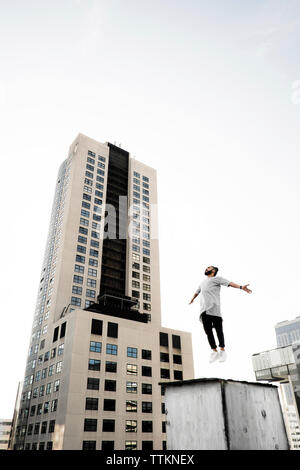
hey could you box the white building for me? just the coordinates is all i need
[12,134,194,450]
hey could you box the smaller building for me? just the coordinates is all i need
[275,317,300,347]
[0,420,12,450]
[252,343,300,449]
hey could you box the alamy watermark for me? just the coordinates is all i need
[95,197,159,241]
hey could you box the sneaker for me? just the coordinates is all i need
[209,351,219,363]
[218,350,227,362]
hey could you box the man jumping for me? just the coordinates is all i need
[189,266,252,363]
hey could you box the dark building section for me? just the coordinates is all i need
[99,143,129,298]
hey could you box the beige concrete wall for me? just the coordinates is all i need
[50,308,194,450]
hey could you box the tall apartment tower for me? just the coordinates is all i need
[13,134,194,450]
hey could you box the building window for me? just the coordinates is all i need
[142,383,152,395]
[142,366,152,377]
[160,369,170,379]
[73,275,83,284]
[174,370,183,381]
[160,352,169,363]
[106,344,118,355]
[142,441,153,450]
[53,327,59,343]
[51,399,58,412]
[125,441,137,450]
[103,399,116,411]
[126,420,137,433]
[107,322,118,338]
[75,264,85,273]
[132,290,140,298]
[105,361,117,373]
[132,280,140,288]
[72,285,82,295]
[104,380,116,392]
[88,359,101,371]
[102,420,115,432]
[90,341,102,353]
[84,419,97,432]
[142,349,152,360]
[78,235,87,244]
[86,289,96,298]
[91,319,103,335]
[173,354,182,364]
[89,258,98,267]
[75,255,85,264]
[127,347,138,358]
[172,335,181,349]
[142,421,153,433]
[127,364,138,375]
[82,201,91,210]
[53,380,60,392]
[126,382,137,394]
[82,441,96,450]
[79,226,88,235]
[34,423,40,435]
[88,268,97,277]
[87,279,96,288]
[60,322,66,338]
[142,402,153,413]
[85,398,99,411]
[126,400,137,412]
[71,296,81,307]
[102,441,114,451]
[81,209,90,218]
[87,378,100,390]
[160,332,169,347]
[80,217,89,226]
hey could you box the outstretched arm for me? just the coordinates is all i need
[229,282,252,293]
[189,293,199,304]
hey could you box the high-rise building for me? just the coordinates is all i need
[12,134,194,450]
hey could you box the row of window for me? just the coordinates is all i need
[19,399,58,420]
[88,356,182,374]
[22,442,53,451]
[82,440,166,451]
[83,418,164,434]
[20,441,166,451]
[86,377,180,393]
[84,397,165,414]
[26,419,55,436]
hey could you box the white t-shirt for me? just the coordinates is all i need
[195,276,230,320]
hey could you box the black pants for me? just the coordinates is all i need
[201,312,225,349]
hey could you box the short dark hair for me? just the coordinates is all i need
[213,266,219,276]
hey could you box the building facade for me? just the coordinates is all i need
[0,420,12,450]
[12,134,194,450]
[252,340,300,449]
[275,317,300,348]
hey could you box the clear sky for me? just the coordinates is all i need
[1,0,300,418]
